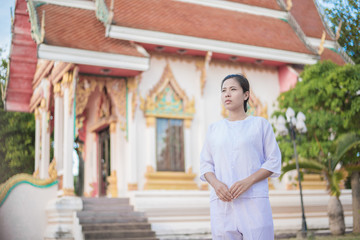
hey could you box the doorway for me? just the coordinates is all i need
[98,127,110,196]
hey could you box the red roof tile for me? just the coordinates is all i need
[36,4,144,57]
[111,0,313,54]
[5,0,37,112]
[227,0,282,10]
[291,0,333,40]
[321,48,346,65]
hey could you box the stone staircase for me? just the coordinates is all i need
[78,197,158,240]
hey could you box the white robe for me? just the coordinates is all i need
[200,116,281,239]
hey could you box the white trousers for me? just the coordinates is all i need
[210,197,274,240]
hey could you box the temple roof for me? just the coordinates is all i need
[5,0,37,112]
[290,0,334,40]
[36,4,144,57]
[321,48,347,65]
[111,0,313,55]
[226,0,283,10]
[5,0,352,112]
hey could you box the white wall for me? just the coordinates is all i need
[0,182,57,240]
[135,55,280,188]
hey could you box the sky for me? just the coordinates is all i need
[0,0,15,58]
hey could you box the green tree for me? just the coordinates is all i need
[320,0,360,64]
[0,49,35,183]
[274,61,360,235]
[334,132,360,233]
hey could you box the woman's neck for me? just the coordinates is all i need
[227,110,247,121]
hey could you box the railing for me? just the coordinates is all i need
[0,160,57,207]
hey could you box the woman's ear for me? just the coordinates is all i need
[245,91,250,101]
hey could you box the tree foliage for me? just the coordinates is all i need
[320,0,360,64]
[274,61,360,168]
[0,49,35,183]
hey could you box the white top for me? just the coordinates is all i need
[200,116,281,201]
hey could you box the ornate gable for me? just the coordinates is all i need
[141,64,195,120]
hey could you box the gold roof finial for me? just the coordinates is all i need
[286,0,293,11]
[318,31,326,55]
[335,20,343,41]
[40,10,45,43]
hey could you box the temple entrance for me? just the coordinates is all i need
[98,127,111,197]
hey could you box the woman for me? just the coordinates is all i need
[200,74,281,240]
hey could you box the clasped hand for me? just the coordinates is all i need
[214,178,252,202]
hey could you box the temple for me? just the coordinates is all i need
[1,0,354,239]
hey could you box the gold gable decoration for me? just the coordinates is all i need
[76,76,127,132]
[140,64,195,123]
[221,90,268,119]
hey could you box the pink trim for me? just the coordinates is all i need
[278,65,298,93]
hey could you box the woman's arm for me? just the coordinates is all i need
[205,172,233,202]
[229,168,272,199]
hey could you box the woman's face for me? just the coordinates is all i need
[221,78,249,112]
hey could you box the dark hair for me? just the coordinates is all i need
[221,74,250,112]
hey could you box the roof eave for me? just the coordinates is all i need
[38,44,150,71]
[108,26,319,65]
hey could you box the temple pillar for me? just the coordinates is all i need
[116,123,127,195]
[184,119,192,173]
[145,117,156,172]
[108,122,118,197]
[34,107,41,176]
[53,83,64,176]
[126,92,138,191]
[39,99,50,179]
[61,71,76,196]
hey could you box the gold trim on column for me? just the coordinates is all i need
[53,82,62,97]
[128,183,138,191]
[146,116,156,127]
[146,165,155,173]
[62,188,75,196]
[33,168,39,178]
[127,75,142,121]
[40,98,46,109]
[200,183,209,191]
[107,170,118,197]
[196,51,212,96]
[34,107,41,120]
[110,122,117,133]
[184,119,192,129]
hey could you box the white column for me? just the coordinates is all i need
[196,97,206,175]
[39,99,50,179]
[126,93,138,190]
[116,124,127,196]
[145,117,156,171]
[34,108,41,175]
[184,120,192,172]
[62,72,75,195]
[110,122,117,172]
[53,83,64,175]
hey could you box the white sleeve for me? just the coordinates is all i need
[261,119,282,178]
[200,126,215,182]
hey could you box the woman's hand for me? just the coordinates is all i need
[204,172,233,202]
[213,180,233,202]
[230,168,273,199]
[229,178,253,199]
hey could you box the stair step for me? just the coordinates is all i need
[94,238,158,240]
[78,210,143,218]
[79,216,149,224]
[82,197,130,205]
[79,197,156,239]
[84,229,156,239]
[81,222,152,231]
